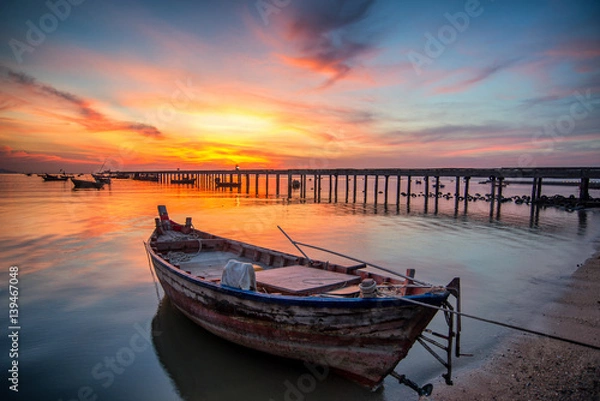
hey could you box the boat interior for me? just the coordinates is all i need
[150,228,437,298]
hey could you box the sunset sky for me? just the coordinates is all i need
[0,0,599,173]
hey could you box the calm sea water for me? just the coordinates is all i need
[1,174,599,401]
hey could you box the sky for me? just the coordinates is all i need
[0,0,599,173]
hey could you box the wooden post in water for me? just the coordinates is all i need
[345,175,350,203]
[396,175,401,206]
[317,174,322,202]
[276,174,280,197]
[580,177,590,201]
[287,173,292,199]
[363,175,368,204]
[384,175,389,205]
[496,177,504,219]
[530,177,538,203]
[374,175,379,205]
[434,176,440,214]
[489,176,497,218]
[334,173,339,203]
[255,174,259,195]
[424,176,429,212]
[454,176,460,212]
[353,174,357,203]
[536,177,543,200]
[265,173,269,196]
[463,176,470,212]
[302,174,307,199]
[497,177,504,201]
[407,175,412,205]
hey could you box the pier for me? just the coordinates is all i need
[123,167,599,213]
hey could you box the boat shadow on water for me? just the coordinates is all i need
[151,297,390,401]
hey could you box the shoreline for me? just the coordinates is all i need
[431,251,600,401]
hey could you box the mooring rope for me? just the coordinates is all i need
[143,241,162,303]
[400,295,600,351]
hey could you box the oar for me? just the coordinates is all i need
[277,226,431,286]
[277,226,312,263]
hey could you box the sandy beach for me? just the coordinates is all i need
[431,251,600,401]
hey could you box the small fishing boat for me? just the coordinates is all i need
[133,172,159,182]
[145,206,461,392]
[171,177,196,184]
[71,177,104,189]
[42,173,69,181]
[214,177,241,188]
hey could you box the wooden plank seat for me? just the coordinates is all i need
[255,265,362,295]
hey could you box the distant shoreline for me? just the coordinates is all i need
[431,250,600,401]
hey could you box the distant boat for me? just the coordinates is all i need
[145,205,459,390]
[214,177,241,188]
[171,177,196,184]
[133,173,159,182]
[42,174,69,181]
[71,177,104,189]
[92,173,111,184]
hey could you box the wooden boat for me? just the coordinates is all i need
[42,173,69,181]
[171,177,196,184]
[145,206,459,390]
[71,177,104,189]
[214,177,241,188]
[133,172,159,182]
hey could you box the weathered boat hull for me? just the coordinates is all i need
[146,243,447,389]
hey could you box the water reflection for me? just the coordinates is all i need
[152,298,391,401]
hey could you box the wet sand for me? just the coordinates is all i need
[431,251,600,401]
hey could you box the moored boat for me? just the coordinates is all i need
[214,177,241,188]
[171,177,196,184]
[42,173,69,181]
[133,172,159,182]
[145,205,460,390]
[71,177,104,189]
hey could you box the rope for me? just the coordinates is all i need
[143,241,162,303]
[400,295,600,351]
